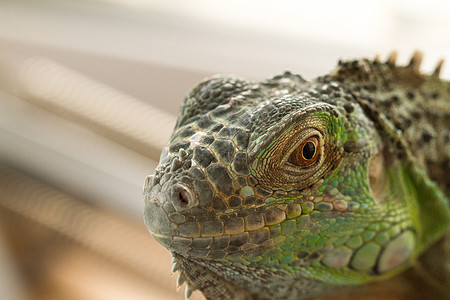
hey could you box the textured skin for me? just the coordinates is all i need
[144,53,450,300]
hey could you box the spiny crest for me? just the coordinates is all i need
[172,254,197,299]
[333,50,446,82]
[404,50,444,77]
[387,51,397,65]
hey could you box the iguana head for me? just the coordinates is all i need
[143,65,442,298]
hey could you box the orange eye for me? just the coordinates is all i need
[288,136,320,166]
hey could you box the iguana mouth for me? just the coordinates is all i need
[145,197,276,260]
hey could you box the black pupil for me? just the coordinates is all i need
[302,142,316,160]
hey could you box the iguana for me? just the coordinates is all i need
[144,52,450,300]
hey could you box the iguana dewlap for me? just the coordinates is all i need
[144,52,450,300]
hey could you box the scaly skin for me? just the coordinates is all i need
[144,52,450,299]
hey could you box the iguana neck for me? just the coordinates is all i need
[328,56,450,195]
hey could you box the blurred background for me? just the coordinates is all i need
[0,0,449,299]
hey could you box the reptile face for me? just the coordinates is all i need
[144,59,450,299]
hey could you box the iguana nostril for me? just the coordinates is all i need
[178,189,189,206]
[171,183,196,209]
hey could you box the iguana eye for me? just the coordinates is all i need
[288,136,320,166]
